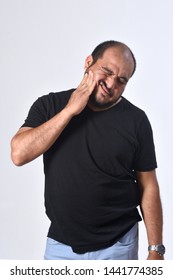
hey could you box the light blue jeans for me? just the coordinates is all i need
[44,223,138,260]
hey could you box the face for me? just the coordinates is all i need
[85,47,134,110]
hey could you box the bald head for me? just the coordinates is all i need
[91,40,136,77]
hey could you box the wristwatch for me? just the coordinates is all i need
[148,244,166,256]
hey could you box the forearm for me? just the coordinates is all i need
[140,184,163,245]
[11,107,73,166]
[137,170,164,260]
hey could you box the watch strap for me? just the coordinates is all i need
[148,244,165,256]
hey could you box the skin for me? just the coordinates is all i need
[11,46,164,260]
[85,46,134,111]
[137,170,164,260]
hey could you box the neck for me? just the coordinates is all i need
[87,97,122,112]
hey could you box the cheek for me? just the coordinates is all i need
[112,86,125,97]
[89,68,107,82]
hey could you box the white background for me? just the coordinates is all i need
[0,0,172,260]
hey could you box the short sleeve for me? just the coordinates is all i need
[21,90,73,128]
[134,113,157,171]
[21,96,49,128]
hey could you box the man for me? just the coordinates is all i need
[11,40,165,260]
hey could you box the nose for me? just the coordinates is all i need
[105,75,118,89]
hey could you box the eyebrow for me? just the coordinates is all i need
[102,66,114,75]
[101,66,128,83]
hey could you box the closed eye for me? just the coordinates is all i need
[100,65,128,85]
[118,77,127,85]
[101,67,113,76]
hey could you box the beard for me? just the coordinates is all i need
[89,91,115,109]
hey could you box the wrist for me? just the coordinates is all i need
[147,250,164,260]
[148,244,165,257]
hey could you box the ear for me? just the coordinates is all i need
[84,55,93,70]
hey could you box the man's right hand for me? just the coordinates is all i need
[65,70,96,116]
[11,71,96,166]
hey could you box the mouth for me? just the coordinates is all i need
[98,81,112,97]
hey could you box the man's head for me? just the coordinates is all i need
[90,40,136,77]
[84,40,136,110]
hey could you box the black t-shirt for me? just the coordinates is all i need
[22,89,157,253]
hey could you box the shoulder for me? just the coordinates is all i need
[120,97,149,123]
[33,88,75,112]
[37,88,74,105]
[121,97,145,116]
[26,88,75,121]
[119,97,153,134]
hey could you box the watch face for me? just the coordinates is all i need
[158,244,165,255]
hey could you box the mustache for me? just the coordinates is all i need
[98,80,113,96]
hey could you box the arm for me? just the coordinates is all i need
[136,170,164,260]
[11,71,96,166]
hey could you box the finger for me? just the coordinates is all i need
[78,72,89,87]
[78,71,96,93]
[86,71,96,93]
[92,71,100,84]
